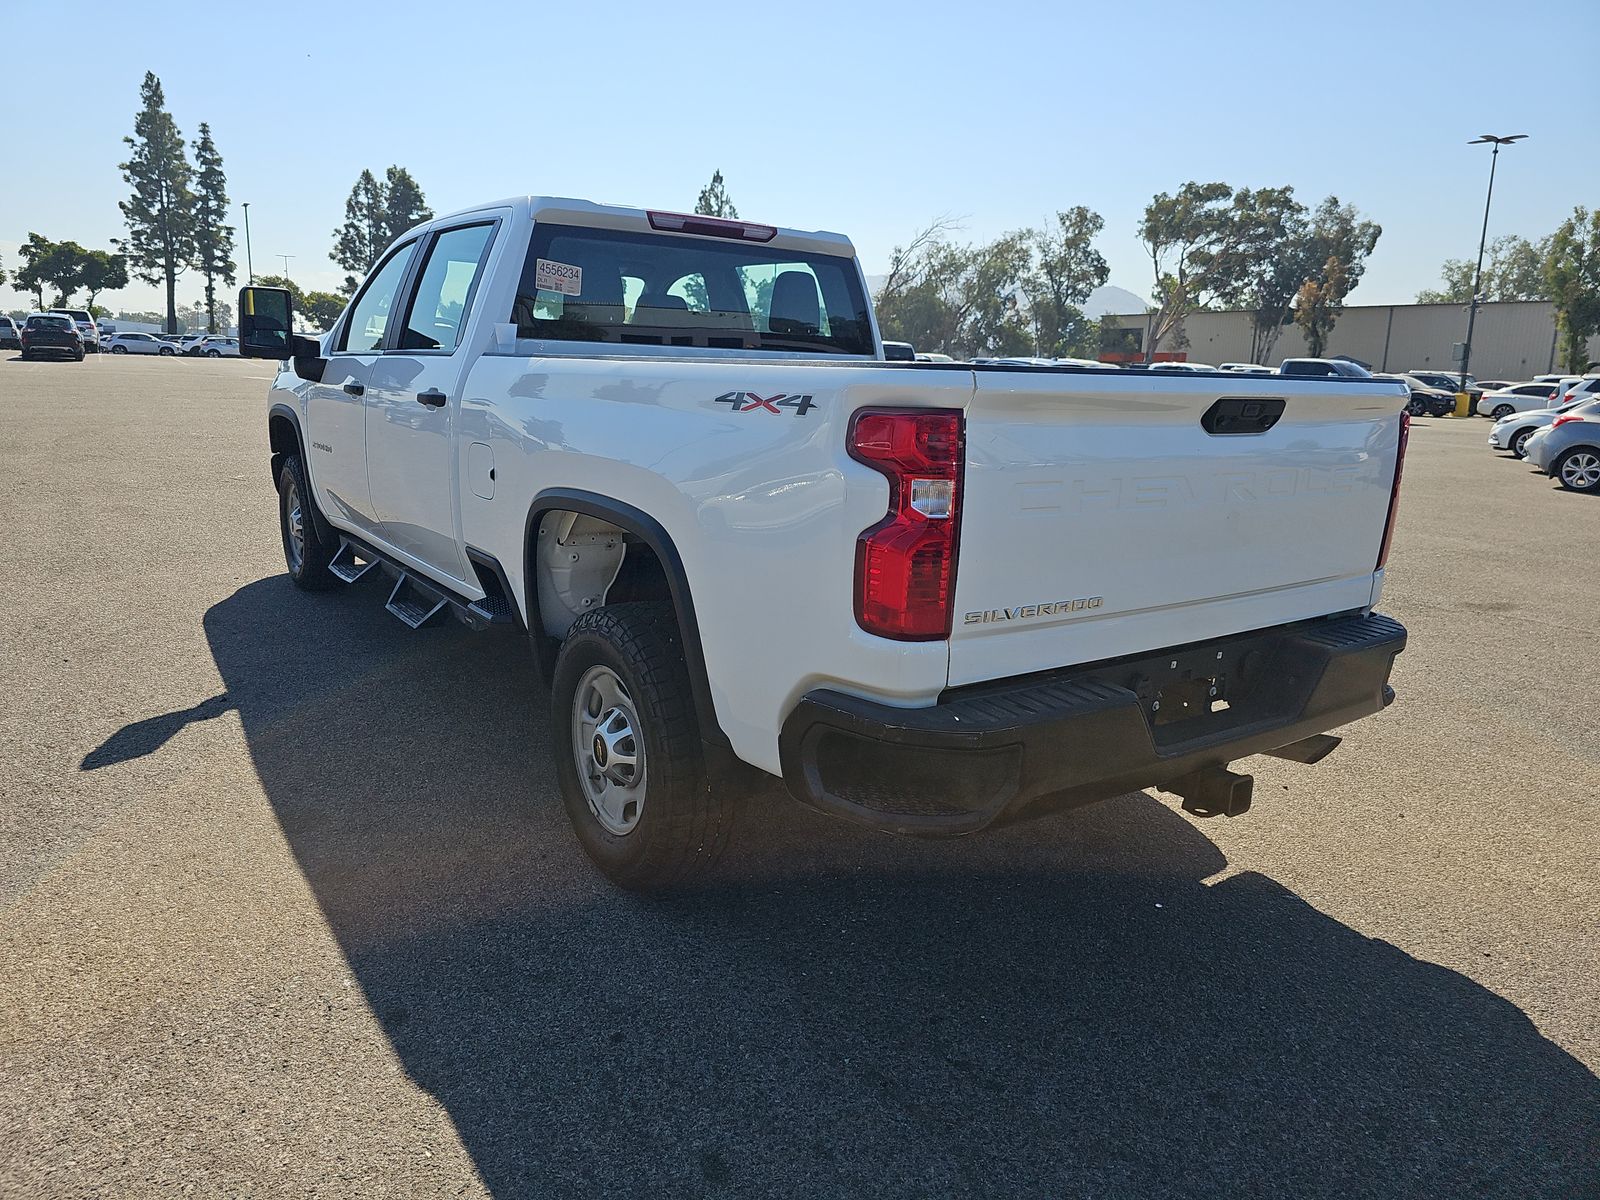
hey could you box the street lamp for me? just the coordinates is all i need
[1459,133,1527,396]
[242,202,253,284]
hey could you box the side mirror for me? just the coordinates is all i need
[238,286,294,358]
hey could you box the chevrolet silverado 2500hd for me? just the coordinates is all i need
[237,196,1409,889]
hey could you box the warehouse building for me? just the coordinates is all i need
[1103,300,1599,380]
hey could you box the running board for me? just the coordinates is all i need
[328,540,381,584]
[386,573,449,629]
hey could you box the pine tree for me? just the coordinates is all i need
[331,169,388,293]
[191,123,236,334]
[695,170,739,218]
[382,166,433,243]
[118,72,194,334]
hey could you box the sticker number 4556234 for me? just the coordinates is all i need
[713,391,816,416]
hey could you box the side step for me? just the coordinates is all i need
[328,540,381,584]
[386,573,449,629]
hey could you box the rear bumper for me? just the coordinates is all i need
[778,612,1406,836]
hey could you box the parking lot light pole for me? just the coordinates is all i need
[1460,134,1527,397]
[242,203,253,284]
[278,254,294,283]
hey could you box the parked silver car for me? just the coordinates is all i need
[1487,397,1600,458]
[1528,413,1600,492]
[106,332,178,356]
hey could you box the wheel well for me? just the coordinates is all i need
[268,411,300,484]
[522,497,730,756]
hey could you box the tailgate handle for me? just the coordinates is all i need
[1202,397,1285,436]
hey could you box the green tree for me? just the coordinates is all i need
[1417,234,1550,304]
[191,122,237,333]
[1027,207,1109,357]
[382,165,433,242]
[331,169,388,292]
[16,234,90,307]
[301,290,347,330]
[1545,207,1600,373]
[118,72,195,334]
[694,170,739,218]
[330,166,433,293]
[0,251,6,290]
[1138,182,1263,361]
[252,273,306,313]
[874,222,1034,359]
[79,250,129,314]
[1294,256,1350,357]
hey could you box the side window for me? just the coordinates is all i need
[398,224,495,352]
[338,242,416,353]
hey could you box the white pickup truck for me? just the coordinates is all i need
[238,196,1409,889]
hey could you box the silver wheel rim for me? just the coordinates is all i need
[1514,431,1532,456]
[571,664,645,835]
[1561,452,1600,489]
[284,480,305,572]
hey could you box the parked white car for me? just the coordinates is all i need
[1553,375,1600,407]
[1219,363,1274,374]
[106,332,178,356]
[1487,397,1600,458]
[183,334,241,357]
[1477,382,1563,420]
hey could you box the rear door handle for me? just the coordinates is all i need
[342,381,364,397]
[417,388,447,408]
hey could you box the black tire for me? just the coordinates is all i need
[551,601,734,890]
[111,344,127,354]
[206,349,221,357]
[74,349,85,361]
[1405,398,1425,417]
[276,454,338,589]
[1490,404,1515,420]
[1553,447,1600,493]
[1510,427,1537,459]
[159,346,174,356]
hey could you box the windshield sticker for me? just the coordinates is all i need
[535,258,583,296]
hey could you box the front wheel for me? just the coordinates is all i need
[1406,398,1426,417]
[111,344,127,354]
[276,454,338,588]
[1555,448,1600,492]
[1491,404,1515,420]
[159,346,174,356]
[1511,428,1536,459]
[551,602,735,890]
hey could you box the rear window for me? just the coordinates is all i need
[27,316,72,331]
[1281,360,1332,377]
[510,223,874,355]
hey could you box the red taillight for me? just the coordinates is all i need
[646,209,778,242]
[1377,411,1409,570]
[849,408,964,640]
[1552,414,1582,428]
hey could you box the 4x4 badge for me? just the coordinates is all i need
[713,391,815,416]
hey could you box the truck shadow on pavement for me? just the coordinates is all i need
[191,577,1599,1199]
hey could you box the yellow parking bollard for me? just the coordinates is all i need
[1455,391,1473,418]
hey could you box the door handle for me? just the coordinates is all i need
[417,388,447,408]
[342,381,364,397]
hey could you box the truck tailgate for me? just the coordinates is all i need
[949,371,1406,688]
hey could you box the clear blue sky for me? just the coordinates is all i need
[4,0,1594,315]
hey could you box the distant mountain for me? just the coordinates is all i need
[1083,285,1149,318]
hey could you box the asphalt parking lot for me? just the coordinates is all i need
[1,354,1597,1198]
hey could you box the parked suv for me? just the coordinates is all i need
[0,316,21,351]
[106,332,177,355]
[20,313,85,360]
[49,309,100,354]
[1279,358,1373,379]
[1406,370,1482,412]
[182,334,240,357]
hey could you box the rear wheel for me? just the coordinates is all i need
[1406,397,1426,417]
[276,454,337,588]
[159,346,174,356]
[1555,449,1600,492]
[551,602,734,890]
[206,348,221,358]
[111,344,127,354]
[1491,404,1515,420]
